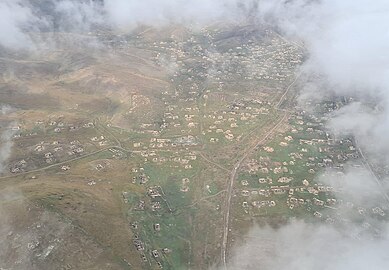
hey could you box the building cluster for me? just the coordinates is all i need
[123,185,173,268]
[149,28,303,85]
[237,108,380,221]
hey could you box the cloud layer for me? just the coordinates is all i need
[0,0,255,50]
[227,219,389,270]
[0,0,39,49]
[260,0,389,156]
[0,105,16,175]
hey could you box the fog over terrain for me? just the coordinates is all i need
[0,125,15,174]
[0,105,16,174]
[0,0,253,50]
[230,1,389,269]
[1,0,389,269]
[266,0,389,159]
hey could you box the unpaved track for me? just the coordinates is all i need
[220,73,299,269]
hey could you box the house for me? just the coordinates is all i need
[154,223,161,232]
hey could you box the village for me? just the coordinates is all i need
[231,101,388,239]
[2,25,388,270]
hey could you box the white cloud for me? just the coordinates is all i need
[227,220,389,270]
[0,0,36,49]
[103,0,246,30]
